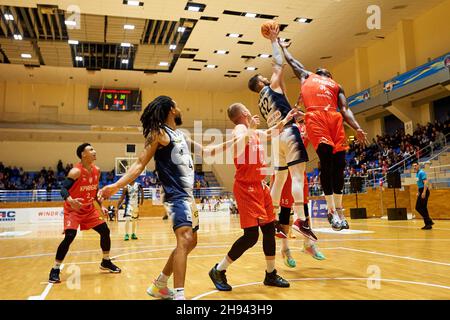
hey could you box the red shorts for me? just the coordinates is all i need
[234,181,275,229]
[279,173,309,208]
[64,208,104,231]
[305,110,348,153]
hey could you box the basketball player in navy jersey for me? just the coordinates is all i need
[248,26,317,248]
[99,96,198,300]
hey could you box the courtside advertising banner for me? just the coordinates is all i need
[0,207,63,224]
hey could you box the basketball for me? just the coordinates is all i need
[261,21,279,39]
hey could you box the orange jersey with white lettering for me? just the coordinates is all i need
[301,74,340,111]
[64,162,100,214]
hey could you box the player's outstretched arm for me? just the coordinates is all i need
[98,135,161,200]
[267,26,286,94]
[338,86,368,146]
[278,39,312,82]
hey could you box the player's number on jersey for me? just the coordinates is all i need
[260,97,271,120]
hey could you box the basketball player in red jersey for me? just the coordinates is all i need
[279,39,367,231]
[48,143,121,283]
[208,103,297,291]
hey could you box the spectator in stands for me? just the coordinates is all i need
[106,170,115,184]
[57,160,64,174]
[435,130,445,150]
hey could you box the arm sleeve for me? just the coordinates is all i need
[60,177,75,200]
[271,41,283,66]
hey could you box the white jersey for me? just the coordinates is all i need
[125,182,141,208]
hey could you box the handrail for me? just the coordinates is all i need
[429,164,450,169]
[0,187,227,203]
[387,132,450,173]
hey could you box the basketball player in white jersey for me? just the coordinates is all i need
[248,25,317,242]
[117,180,144,240]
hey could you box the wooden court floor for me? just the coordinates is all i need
[1,212,449,300]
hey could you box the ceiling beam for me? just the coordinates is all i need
[46,13,55,40]
[54,10,63,40]
[28,8,40,39]
[36,8,48,39]
[19,7,36,39]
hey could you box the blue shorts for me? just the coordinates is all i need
[164,198,199,232]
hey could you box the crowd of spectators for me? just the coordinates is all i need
[346,119,449,179]
[0,160,74,191]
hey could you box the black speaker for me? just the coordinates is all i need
[387,208,407,220]
[350,176,364,193]
[387,171,401,189]
[350,208,367,219]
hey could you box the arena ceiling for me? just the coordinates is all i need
[0,0,445,91]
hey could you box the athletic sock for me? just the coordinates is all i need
[266,259,275,273]
[325,195,336,212]
[292,203,305,220]
[174,288,185,300]
[54,262,61,269]
[334,194,343,210]
[281,238,289,252]
[103,253,110,260]
[156,272,169,287]
[217,256,232,271]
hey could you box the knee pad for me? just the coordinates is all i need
[64,229,77,243]
[261,222,276,256]
[228,227,259,261]
[279,206,291,225]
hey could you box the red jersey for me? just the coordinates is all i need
[64,162,100,214]
[301,74,340,112]
[234,131,266,183]
[297,122,309,148]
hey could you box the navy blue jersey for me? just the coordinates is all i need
[155,125,194,201]
[258,86,292,127]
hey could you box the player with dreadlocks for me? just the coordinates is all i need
[99,95,199,300]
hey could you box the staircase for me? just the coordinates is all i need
[402,146,450,188]
[203,171,221,188]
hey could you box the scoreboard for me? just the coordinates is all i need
[88,88,142,111]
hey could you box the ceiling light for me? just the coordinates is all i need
[13,34,23,40]
[159,62,169,66]
[177,27,186,32]
[122,59,129,64]
[245,13,257,18]
[214,50,228,55]
[21,53,32,59]
[206,64,217,69]
[245,67,257,71]
[75,56,83,61]
[169,44,177,50]
[123,24,135,30]
[125,1,142,6]
[68,39,79,45]
[258,54,271,58]
[295,17,313,23]
[187,6,201,12]
[64,20,76,26]
[4,14,14,21]
[121,42,132,47]
[226,33,242,38]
